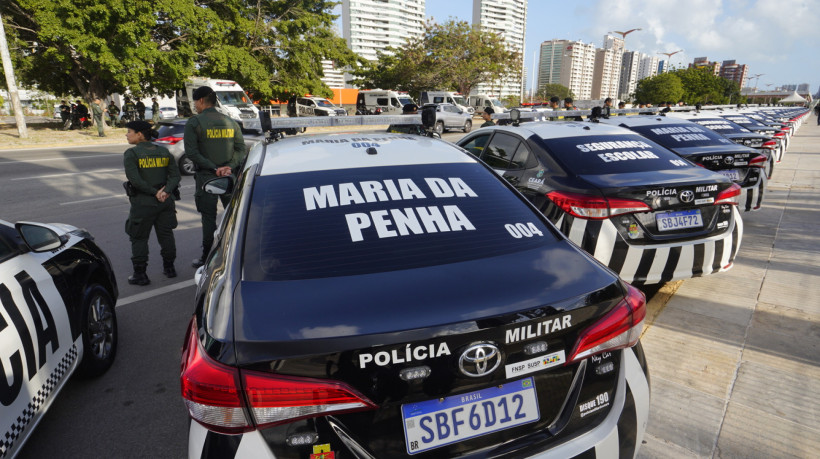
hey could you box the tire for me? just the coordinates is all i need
[463,119,472,133]
[434,121,444,135]
[78,284,118,378]
[179,156,197,176]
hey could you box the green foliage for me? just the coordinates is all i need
[1,1,360,101]
[351,19,520,98]
[535,84,574,102]
[500,95,519,108]
[633,73,684,105]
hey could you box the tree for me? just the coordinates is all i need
[672,67,725,104]
[1,1,360,101]
[352,19,520,98]
[633,73,684,105]
[535,84,574,102]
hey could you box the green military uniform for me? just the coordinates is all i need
[480,120,495,128]
[107,103,120,125]
[184,106,245,264]
[92,102,105,137]
[123,142,180,281]
[124,100,136,122]
[152,100,160,123]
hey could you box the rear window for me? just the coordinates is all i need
[243,163,559,281]
[689,118,751,134]
[538,134,690,175]
[627,123,734,148]
[156,123,184,137]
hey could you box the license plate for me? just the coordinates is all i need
[656,209,703,231]
[717,169,741,181]
[401,378,540,455]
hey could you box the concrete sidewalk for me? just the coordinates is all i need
[638,114,820,458]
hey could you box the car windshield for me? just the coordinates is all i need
[688,118,751,135]
[491,99,504,107]
[539,134,689,175]
[243,162,559,281]
[452,96,467,106]
[398,97,415,106]
[626,123,735,148]
[216,91,251,105]
[315,99,335,108]
[156,123,185,137]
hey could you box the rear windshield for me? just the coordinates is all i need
[722,115,765,128]
[627,123,734,148]
[538,134,689,175]
[688,118,751,134]
[156,123,184,137]
[243,163,559,281]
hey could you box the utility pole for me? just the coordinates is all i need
[0,12,28,138]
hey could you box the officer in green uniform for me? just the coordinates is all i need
[123,120,180,285]
[480,107,495,128]
[123,97,136,122]
[92,98,106,137]
[184,86,246,268]
[107,101,120,126]
[151,97,160,123]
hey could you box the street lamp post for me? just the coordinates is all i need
[750,73,764,92]
[657,50,684,71]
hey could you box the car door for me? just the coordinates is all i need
[0,224,76,456]
[480,133,539,191]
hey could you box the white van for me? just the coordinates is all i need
[467,94,507,114]
[356,90,416,115]
[176,77,262,133]
[419,91,474,114]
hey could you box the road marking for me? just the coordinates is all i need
[0,153,124,165]
[116,279,196,308]
[12,168,123,181]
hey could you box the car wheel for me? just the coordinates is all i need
[179,156,197,176]
[435,121,444,135]
[78,284,117,378]
[463,119,472,133]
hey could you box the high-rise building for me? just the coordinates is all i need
[658,60,668,74]
[535,39,596,100]
[719,60,748,89]
[690,57,720,75]
[472,0,528,99]
[342,0,426,62]
[638,54,660,80]
[592,35,624,100]
[619,51,641,100]
[320,60,346,88]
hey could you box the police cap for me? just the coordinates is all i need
[192,86,215,101]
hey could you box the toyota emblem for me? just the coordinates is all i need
[724,156,735,165]
[458,343,501,377]
[679,190,694,203]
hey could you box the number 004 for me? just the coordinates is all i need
[505,223,544,239]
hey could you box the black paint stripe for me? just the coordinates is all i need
[712,239,725,272]
[730,220,740,261]
[745,188,754,211]
[661,246,682,282]
[608,238,630,274]
[756,181,765,209]
[633,248,657,282]
[560,214,574,236]
[201,430,242,459]
[692,244,705,276]
[581,220,603,254]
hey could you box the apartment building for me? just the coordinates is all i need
[591,35,624,100]
[719,60,748,89]
[472,0,528,99]
[342,0,426,62]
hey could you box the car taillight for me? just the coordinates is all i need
[715,183,741,205]
[157,136,183,145]
[761,140,777,149]
[180,319,377,434]
[547,191,651,220]
[568,283,646,363]
[749,154,768,168]
[773,131,785,137]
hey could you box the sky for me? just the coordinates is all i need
[343,0,819,96]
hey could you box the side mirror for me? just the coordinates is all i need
[203,176,234,195]
[458,109,464,114]
[15,222,67,252]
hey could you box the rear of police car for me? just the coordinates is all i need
[181,134,650,458]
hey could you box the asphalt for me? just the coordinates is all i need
[638,113,820,458]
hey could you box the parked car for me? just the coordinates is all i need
[153,119,259,176]
[181,131,650,458]
[458,118,743,284]
[421,103,473,134]
[0,219,118,458]
[159,106,178,119]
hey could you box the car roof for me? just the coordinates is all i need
[598,114,698,128]
[480,120,639,140]
[257,134,475,176]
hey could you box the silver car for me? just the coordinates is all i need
[153,119,260,176]
[422,103,473,134]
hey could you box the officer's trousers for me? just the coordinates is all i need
[195,174,231,253]
[94,115,104,136]
[126,200,177,264]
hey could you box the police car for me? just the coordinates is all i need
[288,96,348,117]
[600,115,769,211]
[0,219,118,458]
[457,116,743,284]
[718,111,787,161]
[181,122,650,458]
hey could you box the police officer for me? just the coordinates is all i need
[151,97,160,123]
[563,97,583,121]
[480,107,495,127]
[107,101,120,126]
[617,101,626,115]
[184,86,246,268]
[123,120,180,285]
[548,96,562,120]
[123,97,136,122]
[136,99,146,120]
[92,98,106,137]
[59,100,70,128]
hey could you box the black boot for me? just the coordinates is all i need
[128,263,150,286]
[163,259,177,278]
[192,247,210,268]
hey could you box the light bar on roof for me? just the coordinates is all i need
[265,115,423,129]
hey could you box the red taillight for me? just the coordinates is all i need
[773,131,785,137]
[749,154,768,168]
[568,283,646,363]
[180,319,377,434]
[547,191,651,220]
[761,140,777,149]
[715,183,741,205]
[157,136,183,145]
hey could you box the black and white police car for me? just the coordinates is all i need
[718,111,786,161]
[181,121,650,458]
[599,115,769,211]
[288,96,348,117]
[457,115,743,285]
[0,219,118,458]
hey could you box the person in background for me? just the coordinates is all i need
[122,120,180,285]
[107,101,120,127]
[563,97,583,121]
[152,97,161,123]
[602,97,613,118]
[549,96,562,120]
[136,99,146,120]
[92,98,106,137]
[59,100,70,128]
[617,101,626,116]
[480,107,495,127]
